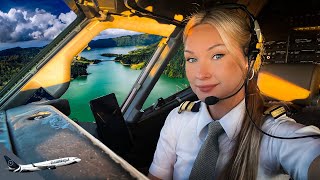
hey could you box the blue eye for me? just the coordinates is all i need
[186,58,197,63]
[212,54,224,60]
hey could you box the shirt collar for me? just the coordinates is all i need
[197,99,246,140]
[197,102,213,140]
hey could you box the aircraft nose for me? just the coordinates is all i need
[75,158,81,162]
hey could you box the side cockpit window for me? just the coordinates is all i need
[142,44,189,109]
[0,1,76,92]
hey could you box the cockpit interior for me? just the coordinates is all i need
[0,0,319,179]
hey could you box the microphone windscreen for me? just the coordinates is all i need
[205,96,220,105]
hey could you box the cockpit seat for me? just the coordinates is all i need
[258,63,320,127]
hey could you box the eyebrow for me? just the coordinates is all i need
[184,44,225,54]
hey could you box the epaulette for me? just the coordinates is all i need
[178,101,201,114]
[263,105,286,119]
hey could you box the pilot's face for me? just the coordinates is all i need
[184,24,247,102]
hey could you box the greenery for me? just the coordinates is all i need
[115,43,158,64]
[111,43,186,78]
[89,34,162,48]
[131,62,145,70]
[164,45,185,78]
[71,57,102,79]
[0,47,42,88]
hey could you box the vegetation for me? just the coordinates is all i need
[71,57,102,79]
[163,45,185,78]
[114,43,158,64]
[110,43,186,78]
[89,34,162,48]
[131,62,145,70]
[0,47,42,88]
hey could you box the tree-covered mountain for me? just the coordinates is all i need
[106,43,186,78]
[71,57,102,79]
[89,34,162,48]
[0,47,43,88]
[163,45,185,78]
[0,47,42,63]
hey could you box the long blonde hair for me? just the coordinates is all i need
[183,7,265,180]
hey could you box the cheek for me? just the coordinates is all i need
[224,64,245,86]
[185,65,198,94]
[227,57,244,72]
[185,64,193,80]
[215,61,243,83]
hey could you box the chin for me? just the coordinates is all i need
[194,90,216,102]
[196,94,209,102]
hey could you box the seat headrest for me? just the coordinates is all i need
[258,63,320,106]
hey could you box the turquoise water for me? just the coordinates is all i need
[61,46,189,122]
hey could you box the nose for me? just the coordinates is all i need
[196,60,211,79]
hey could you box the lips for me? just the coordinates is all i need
[196,84,217,92]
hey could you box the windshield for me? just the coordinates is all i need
[61,29,189,122]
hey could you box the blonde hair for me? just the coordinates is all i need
[183,7,265,180]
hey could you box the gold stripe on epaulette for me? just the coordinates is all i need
[264,105,286,119]
[178,101,193,114]
[187,102,194,111]
[178,101,189,113]
[181,101,190,110]
[270,107,286,118]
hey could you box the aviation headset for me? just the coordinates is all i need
[202,3,320,140]
[209,3,263,75]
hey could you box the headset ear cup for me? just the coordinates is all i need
[252,35,264,72]
[253,51,262,72]
[248,44,263,73]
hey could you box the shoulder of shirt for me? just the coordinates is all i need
[262,105,292,132]
[263,105,320,136]
[177,100,201,114]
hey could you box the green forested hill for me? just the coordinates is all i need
[0,47,43,88]
[112,43,158,64]
[164,45,185,78]
[0,47,42,63]
[89,34,162,48]
[109,43,186,78]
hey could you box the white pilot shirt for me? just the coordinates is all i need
[149,99,320,180]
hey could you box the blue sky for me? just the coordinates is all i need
[0,0,139,50]
[1,0,70,15]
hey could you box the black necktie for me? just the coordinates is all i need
[189,121,224,180]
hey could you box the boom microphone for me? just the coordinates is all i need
[205,82,245,105]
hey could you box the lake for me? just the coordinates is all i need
[61,46,189,122]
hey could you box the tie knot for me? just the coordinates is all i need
[208,121,224,137]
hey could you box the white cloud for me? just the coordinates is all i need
[94,28,142,40]
[0,8,77,43]
[0,8,142,49]
[59,11,76,24]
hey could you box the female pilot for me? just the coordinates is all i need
[148,5,320,180]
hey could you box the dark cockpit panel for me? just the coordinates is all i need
[258,0,320,64]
